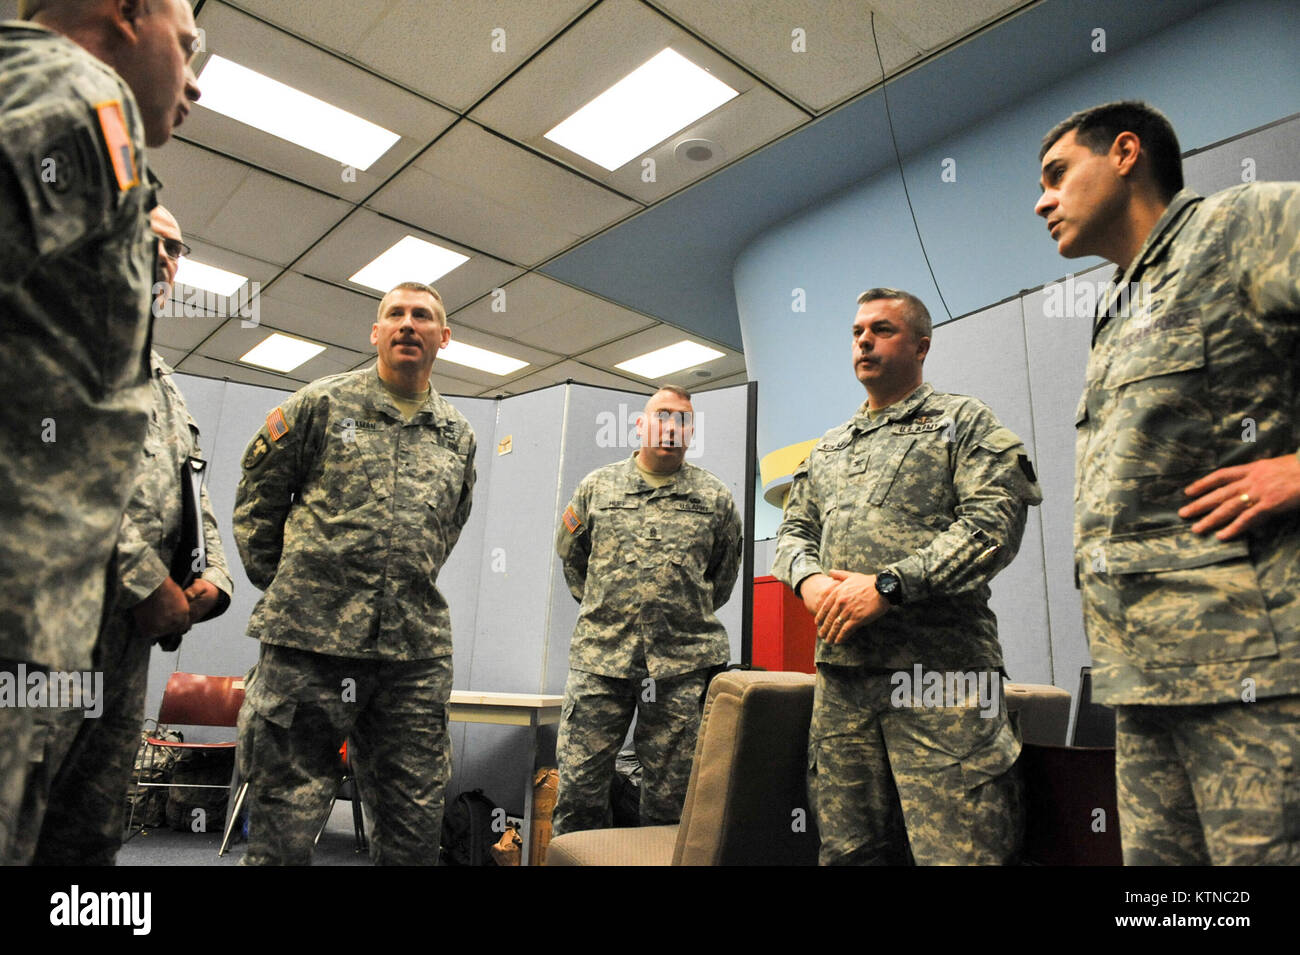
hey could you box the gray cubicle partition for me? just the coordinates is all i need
[149,373,753,819]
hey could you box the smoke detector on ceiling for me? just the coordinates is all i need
[674,138,723,164]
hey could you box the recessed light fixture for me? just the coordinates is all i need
[239,332,326,373]
[439,340,528,377]
[196,54,400,170]
[175,259,248,297]
[615,340,725,379]
[349,236,470,294]
[544,48,739,171]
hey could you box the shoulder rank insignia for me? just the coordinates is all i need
[244,434,270,470]
[93,101,138,192]
[266,407,289,441]
[562,505,583,535]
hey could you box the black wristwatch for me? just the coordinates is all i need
[875,570,904,606]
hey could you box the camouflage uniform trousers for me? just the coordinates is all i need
[553,665,711,835]
[238,643,453,866]
[810,665,1023,865]
[1115,696,1300,865]
[11,612,151,866]
[0,661,39,864]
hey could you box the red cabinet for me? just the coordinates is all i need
[751,575,816,674]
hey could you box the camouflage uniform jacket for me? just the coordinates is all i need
[234,366,477,660]
[1076,184,1300,705]
[0,22,156,670]
[112,351,233,618]
[773,383,1042,670]
[557,454,742,680]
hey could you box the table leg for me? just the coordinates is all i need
[521,710,538,866]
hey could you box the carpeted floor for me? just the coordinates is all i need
[117,800,372,866]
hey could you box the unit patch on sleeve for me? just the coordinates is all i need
[244,434,270,470]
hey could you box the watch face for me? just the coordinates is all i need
[877,573,901,603]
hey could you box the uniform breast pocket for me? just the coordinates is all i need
[321,431,382,513]
[663,501,714,570]
[1103,317,1214,480]
[881,435,955,525]
[417,441,468,513]
[591,497,642,563]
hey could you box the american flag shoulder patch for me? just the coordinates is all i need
[266,407,289,441]
[562,505,582,534]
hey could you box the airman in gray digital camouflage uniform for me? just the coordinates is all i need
[554,386,742,834]
[0,0,199,864]
[20,206,233,867]
[234,281,476,865]
[1036,100,1300,864]
[774,288,1042,865]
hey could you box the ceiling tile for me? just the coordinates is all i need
[695,371,749,391]
[236,0,594,111]
[470,0,804,200]
[152,141,351,265]
[189,3,457,202]
[257,272,381,352]
[200,321,366,382]
[439,323,564,387]
[576,324,746,384]
[868,0,1026,54]
[175,354,304,391]
[368,121,640,266]
[151,305,227,351]
[292,208,524,312]
[650,0,923,112]
[452,273,656,352]
[503,359,653,394]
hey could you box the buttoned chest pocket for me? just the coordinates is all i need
[590,496,643,568]
[405,432,469,514]
[884,433,958,524]
[658,499,715,571]
[1100,315,1214,480]
[319,427,385,514]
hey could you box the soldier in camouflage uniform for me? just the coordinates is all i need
[0,0,199,864]
[554,386,742,834]
[18,206,234,866]
[1036,101,1300,864]
[234,281,476,865]
[774,288,1042,865]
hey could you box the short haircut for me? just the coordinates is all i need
[377,281,444,323]
[856,287,932,341]
[1040,100,1184,201]
[650,384,692,404]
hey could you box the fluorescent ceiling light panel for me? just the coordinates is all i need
[439,340,528,377]
[544,48,739,170]
[239,332,326,373]
[615,340,725,378]
[175,259,248,297]
[196,54,400,169]
[349,236,470,293]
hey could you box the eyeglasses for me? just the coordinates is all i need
[157,237,192,261]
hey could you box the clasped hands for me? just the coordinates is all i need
[131,577,220,642]
[799,570,892,645]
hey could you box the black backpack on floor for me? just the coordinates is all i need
[440,789,499,866]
